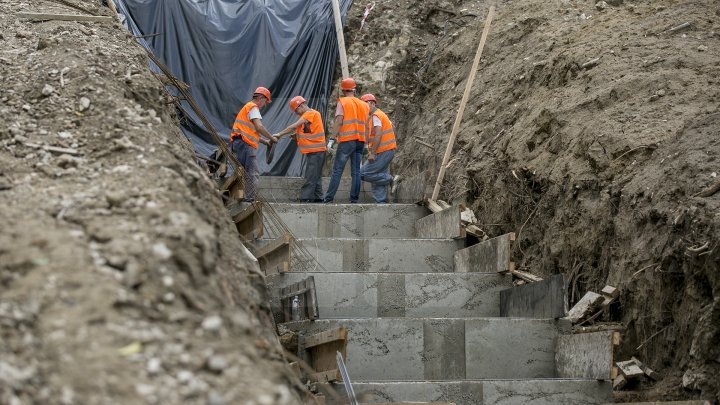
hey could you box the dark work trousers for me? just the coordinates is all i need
[324,140,364,203]
[300,151,325,202]
[360,148,395,203]
[231,140,258,202]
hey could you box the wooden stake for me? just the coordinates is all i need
[432,5,494,200]
[330,0,350,79]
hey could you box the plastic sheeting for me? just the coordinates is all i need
[114,0,352,176]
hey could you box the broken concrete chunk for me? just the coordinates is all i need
[567,291,604,323]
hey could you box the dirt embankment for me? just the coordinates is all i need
[345,0,720,400]
[0,2,301,404]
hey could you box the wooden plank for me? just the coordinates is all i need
[232,202,263,240]
[616,360,644,379]
[631,357,660,381]
[306,277,319,320]
[309,368,340,383]
[511,269,543,283]
[305,327,347,349]
[330,0,349,78]
[16,12,114,23]
[252,233,293,275]
[567,291,605,323]
[426,199,444,213]
[613,331,621,346]
[613,374,627,390]
[572,323,624,334]
[432,5,495,200]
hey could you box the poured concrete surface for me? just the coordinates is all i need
[257,176,377,203]
[455,233,514,273]
[286,318,559,380]
[268,203,430,238]
[323,380,612,405]
[267,272,512,319]
[295,238,463,273]
[415,205,464,239]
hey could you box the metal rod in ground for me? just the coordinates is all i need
[337,351,358,405]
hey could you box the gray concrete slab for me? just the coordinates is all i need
[267,203,430,238]
[482,379,613,405]
[284,318,560,381]
[465,318,557,379]
[455,233,514,273]
[415,205,464,239]
[267,272,511,320]
[555,331,613,379]
[499,274,568,318]
[295,238,463,273]
[322,380,611,405]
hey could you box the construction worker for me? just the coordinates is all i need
[273,96,326,202]
[359,94,398,203]
[229,87,278,202]
[323,77,370,203]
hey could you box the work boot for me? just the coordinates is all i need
[390,175,402,194]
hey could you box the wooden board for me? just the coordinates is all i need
[280,276,319,322]
[232,202,263,241]
[304,327,348,383]
[17,12,113,23]
[567,291,605,323]
[251,233,293,275]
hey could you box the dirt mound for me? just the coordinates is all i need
[0,2,301,404]
[345,0,720,400]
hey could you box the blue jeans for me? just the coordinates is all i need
[324,140,363,203]
[360,149,395,203]
[231,140,258,201]
[301,151,325,202]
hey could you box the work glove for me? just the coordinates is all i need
[326,139,336,156]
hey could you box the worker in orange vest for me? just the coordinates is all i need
[273,96,327,202]
[323,77,370,203]
[359,94,399,203]
[229,87,278,202]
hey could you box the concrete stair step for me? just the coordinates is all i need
[268,272,512,320]
[266,203,430,238]
[294,238,463,273]
[284,318,560,381]
[319,379,612,405]
[257,176,379,203]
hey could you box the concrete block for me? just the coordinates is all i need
[555,331,613,379]
[482,380,613,405]
[268,203,429,238]
[390,172,429,204]
[499,274,568,318]
[415,205,465,239]
[324,380,611,405]
[296,238,463,273]
[454,233,514,273]
[283,318,559,381]
[465,318,557,379]
[267,272,511,320]
[257,176,378,203]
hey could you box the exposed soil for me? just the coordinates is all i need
[343,0,720,401]
[0,1,302,404]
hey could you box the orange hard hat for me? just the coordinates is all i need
[289,96,306,111]
[340,77,357,91]
[360,93,376,103]
[253,86,271,102]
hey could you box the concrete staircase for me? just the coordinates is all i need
[256,176,613,404]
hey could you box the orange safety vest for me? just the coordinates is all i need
[230,101,260,149]
[337,97,369,143]
[369,108,397,154]
[296,109,326,154]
